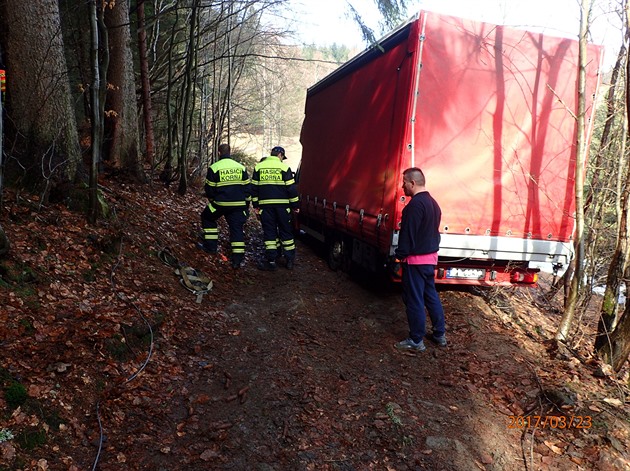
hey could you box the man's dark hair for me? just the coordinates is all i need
[218,143,230,157]
[403,167,425,186]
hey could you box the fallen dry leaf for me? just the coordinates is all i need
[544,440,563,455]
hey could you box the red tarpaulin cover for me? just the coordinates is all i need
[299,11,602,256]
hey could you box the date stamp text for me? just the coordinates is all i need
[508,415,592,429]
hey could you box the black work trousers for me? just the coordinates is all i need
[200,204,247,264]
[259,206,295,262]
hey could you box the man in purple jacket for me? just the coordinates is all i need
[394,167,447,352]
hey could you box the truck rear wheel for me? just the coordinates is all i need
[327,238,344,271]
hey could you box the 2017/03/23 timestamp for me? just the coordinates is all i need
[508,415,592,429]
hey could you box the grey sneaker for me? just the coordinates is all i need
[426,333,447,347]
[394,338,426,352]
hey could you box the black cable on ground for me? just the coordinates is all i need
[91,234,155,470]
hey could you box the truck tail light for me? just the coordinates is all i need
[510,270,539,284]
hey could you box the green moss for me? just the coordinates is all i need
[82,268,97,282]
[601,291,617,316]
[15,286,40,310]
[16,427,47,450]
[0,261,38,284]
[106,334,131,361]
[0,428,14,442]
[18,318,35,335]
[5,381,28,409]
[0,260,41,308]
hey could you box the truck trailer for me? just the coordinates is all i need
[297,10,603,286]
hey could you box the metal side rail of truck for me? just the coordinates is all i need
[297,10,603,287]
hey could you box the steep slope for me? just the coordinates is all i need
[0,177,628,470]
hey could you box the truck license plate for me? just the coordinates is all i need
[446,268,485,280]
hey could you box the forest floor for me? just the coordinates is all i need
[0,174,630,471]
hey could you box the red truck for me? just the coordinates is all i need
[297,10,603,286]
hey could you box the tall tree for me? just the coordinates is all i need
[137,0,156,171]
[0,57,4,209]
[104,0,146,182]
[594,40,629,351]
[556,0,594,341]
[177,0,200,195]
[88,0,102,224]
[595,0,630,371]
[349,0,408,44]
[0,0,82,199]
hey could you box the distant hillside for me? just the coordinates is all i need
[232,43,360,167]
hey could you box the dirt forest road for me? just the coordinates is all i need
[114,236,534,471]
[3,186,625,471]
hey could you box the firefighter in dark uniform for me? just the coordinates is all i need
[199,143,251,269]
[252,146,299,271]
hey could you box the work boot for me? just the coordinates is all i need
[257,260,277,271]
[196,242,217,255]
[285,259,294,270]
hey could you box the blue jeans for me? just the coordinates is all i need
[402,264,445,343]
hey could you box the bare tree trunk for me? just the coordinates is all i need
[160,4,179,185]
[556,0,592,341]
[137,0,156,172]
[0,223,9,256]
[586,45,626,210]
[0,63,3,210]
[597,0,630,370]
[104,0,145,182]
[600,296,630,371]
[88,0,101,224]
[177,1,199,195]
[594,43,629,350]
[596,120,629,350]
[97,6,108,171]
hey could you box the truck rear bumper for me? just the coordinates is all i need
[438,233,573,267]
